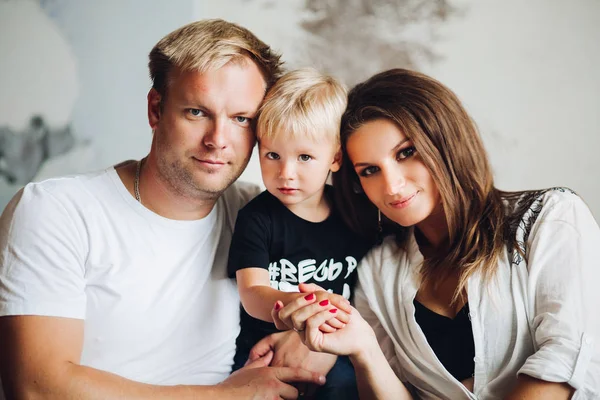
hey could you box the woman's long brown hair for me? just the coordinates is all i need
[333,68,543,302]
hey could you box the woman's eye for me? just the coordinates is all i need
[188,109,204,117]
[299,154,312,162]
[359,166,379,177]
[235,116,250,124]
[397,146,416,160]
[266,152,280,160]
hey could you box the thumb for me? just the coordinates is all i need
[244,350,273,369]
[246,334,275,365]
[299,282,325,293]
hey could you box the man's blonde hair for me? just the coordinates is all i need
[149,19,283,99]
[257,68,347,146]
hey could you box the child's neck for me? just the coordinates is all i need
[284,189,331,223]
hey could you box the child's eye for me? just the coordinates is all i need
[359,166,379,177]
[298,154,312,162]
[397,146,416,160]
[266,152,280,160]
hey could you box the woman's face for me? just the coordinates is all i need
[347,118,443,230]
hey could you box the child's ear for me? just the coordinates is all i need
[330,149,342,172]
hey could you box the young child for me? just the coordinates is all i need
[227,68,373,399]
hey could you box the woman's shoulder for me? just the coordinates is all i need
[359,235,419,279]
[503,187,597,255]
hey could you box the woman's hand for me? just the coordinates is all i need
[272,287,378,358]
[272,283,353,333]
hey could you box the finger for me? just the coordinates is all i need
[289,299,334,332]
[278,293,318,329]
[332,309,350,324]
[319,323,337,333]
[325,317,345,329]
[275,367,327,386]
[328,294,352,314]
[244,350,273,369]
[271,301,288,330]
[299,282,326,293]
[278,382,299,400]
[247,331,276,365]
[305,309,341,351]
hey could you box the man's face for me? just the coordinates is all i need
[148,60,266,199]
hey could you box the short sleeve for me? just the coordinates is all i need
[517,193,600,393]
[227,208,271,278]
[0,184,87,318]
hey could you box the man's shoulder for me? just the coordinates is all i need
[221,181,262,209]
[7,168,113,213]
[219,181,262,231]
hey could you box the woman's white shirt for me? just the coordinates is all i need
[355,189,600,399]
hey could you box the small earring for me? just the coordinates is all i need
[376,209,383,245]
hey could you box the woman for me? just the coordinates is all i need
[271,69,600,399]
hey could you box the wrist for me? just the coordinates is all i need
[349,330,380,368]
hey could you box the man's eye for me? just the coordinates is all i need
[266,152,279,160]
[298,154,312,162]
[359,166,379,177]
[397,146,416,160]
[188,109,204,117]
[235,116,250,124]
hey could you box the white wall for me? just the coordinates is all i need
[194,0,600,218]
[0,0,194,209]
[1,1,598,218]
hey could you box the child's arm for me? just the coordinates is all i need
[237,268,351,331]
[236,268,305,322]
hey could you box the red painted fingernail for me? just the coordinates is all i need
[319,299,329,306]
[304,293,315,301]
[274,302,281,311]
[329,308,338,313]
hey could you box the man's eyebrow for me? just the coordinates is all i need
[353,138,411,168]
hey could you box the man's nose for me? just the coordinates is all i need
[203,119,228,149]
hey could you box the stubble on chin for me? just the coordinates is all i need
[157,156,248,201]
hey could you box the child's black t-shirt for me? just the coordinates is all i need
[227,186,372,349]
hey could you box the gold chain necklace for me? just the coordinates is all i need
[134,158,144,203]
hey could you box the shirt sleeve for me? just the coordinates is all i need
[227,208,271,278]
[0,184,87,319]
[354,249,406,382]
[517,193,600,393]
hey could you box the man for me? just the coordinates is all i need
[0,19,326,399]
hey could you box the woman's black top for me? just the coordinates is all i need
[413,299,475,382]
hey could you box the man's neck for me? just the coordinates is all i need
[116,157,218,221]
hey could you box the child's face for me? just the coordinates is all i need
[258,134,340,215]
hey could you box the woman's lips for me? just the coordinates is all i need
[389,192,417,208]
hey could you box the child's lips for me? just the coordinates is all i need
[278,187,298,194]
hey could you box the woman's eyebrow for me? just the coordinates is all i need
[353,138,411,168]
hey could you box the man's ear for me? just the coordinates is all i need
[147,88,162,130]
[330,148,342,172]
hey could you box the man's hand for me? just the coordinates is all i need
[219,351,326,399]
[248,331,337,374]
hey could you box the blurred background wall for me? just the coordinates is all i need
[1,0,599,217]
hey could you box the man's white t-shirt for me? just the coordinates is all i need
[0,167,259,387]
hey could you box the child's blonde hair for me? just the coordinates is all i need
[256,68,347,146]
